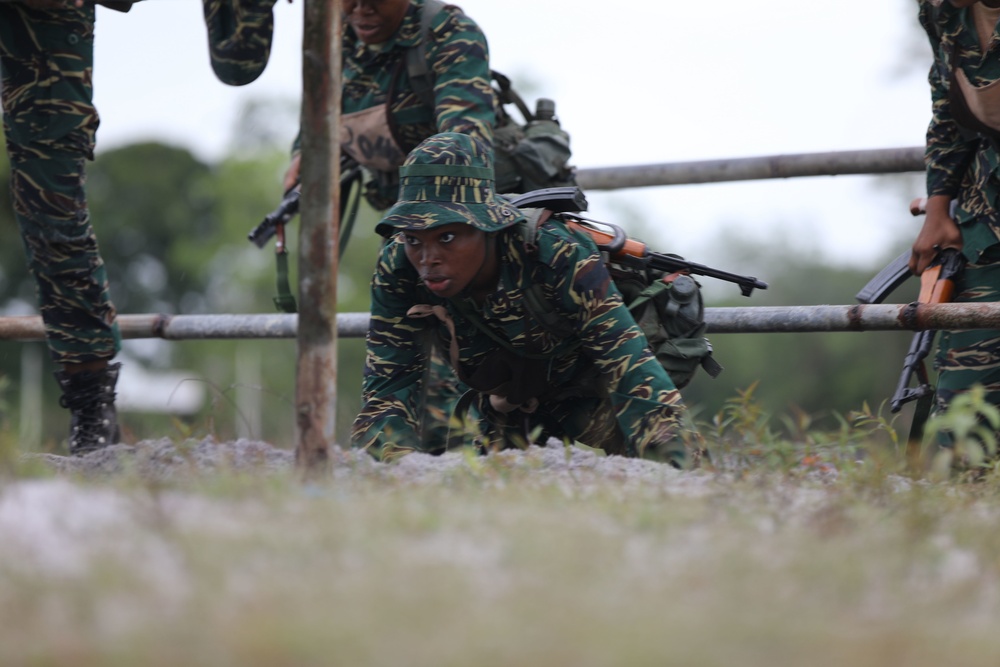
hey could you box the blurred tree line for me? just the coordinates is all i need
[0,97,926,451]
[0,98,384,450]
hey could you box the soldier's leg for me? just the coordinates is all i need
[540,386,691,467]
[531,393,628,456]
[421,344,465,452]
[933,249,1000,461]
[1,3,122,454]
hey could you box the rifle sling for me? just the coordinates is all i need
[406,0,446,109]
[451,297,558,361]
[271,167,364,313]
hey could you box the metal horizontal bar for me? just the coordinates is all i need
[3,303,1000,342]
[703,303,1000,333]
[575,146,925,190]
[0,313,364,342]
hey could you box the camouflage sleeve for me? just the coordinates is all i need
[919,0,976,198]
[350,240,428,461]
[426,7,495,145]
[545,228,686,461]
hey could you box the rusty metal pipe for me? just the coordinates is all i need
[575,146,925,191]
[702,303,1000,333]
[5,304,1000,342]
[0,313,365,341]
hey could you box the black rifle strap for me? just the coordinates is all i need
[406,0,446,110]
[516,209,581,340]
[491,70,534,123]
[272,165,364,313]
[451,297,557,361]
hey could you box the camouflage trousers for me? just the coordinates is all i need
[0,3,120,365]
[934,245,1000,428]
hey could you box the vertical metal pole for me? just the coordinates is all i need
[295,0,342,472]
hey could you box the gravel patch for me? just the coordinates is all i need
[22,436,724,495]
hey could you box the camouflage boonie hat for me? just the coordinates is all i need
[376,132,526,238]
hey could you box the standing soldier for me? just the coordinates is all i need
[912,0,1000,462]
[0,0,134,455]
[280,0,497,210]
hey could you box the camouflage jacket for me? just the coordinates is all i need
[919,0,1000,260]
[295,0,496,203]
[351,220,687,463]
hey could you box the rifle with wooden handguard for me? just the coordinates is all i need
[889,247,966,415]
[509,187,768,297]
[856,198,966,462]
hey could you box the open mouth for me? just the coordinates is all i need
[353,22,382,40]
[421,275,451,292]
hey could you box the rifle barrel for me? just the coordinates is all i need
[647,254,768,297]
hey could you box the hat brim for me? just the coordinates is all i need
[376,196,525,238]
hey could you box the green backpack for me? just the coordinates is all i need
[514,204,721,391]
[446,188,722,391]
[406,0,578,194]
[608,261,720,390]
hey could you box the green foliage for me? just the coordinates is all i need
[673,233,917,434]
[924,384,1000,479]
[848,400,905,457]
[703,383,851,474]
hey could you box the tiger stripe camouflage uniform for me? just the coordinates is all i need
[202,0,278,86]
[292,0,496,208]
[919,1,1000,418]
[352,133,691,468]
[0,2,121,366]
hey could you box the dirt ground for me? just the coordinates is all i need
[24,436,723,493]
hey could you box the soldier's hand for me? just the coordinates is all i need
[909,194,962,275]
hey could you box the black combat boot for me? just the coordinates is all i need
[54,362,122,456]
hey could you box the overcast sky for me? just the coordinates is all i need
[90,0,930,276]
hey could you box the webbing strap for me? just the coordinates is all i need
[273,247,297,313]
[405,0,446,109]
[271,166,363,313]
[523,284,577,340]
[516,210,580,341]
[452,298,557,360]
[627,278,671,314]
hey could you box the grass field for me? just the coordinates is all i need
[3,394,1000,666]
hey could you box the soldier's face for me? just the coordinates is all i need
[401,223,495,299]
[343,0,411,44]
